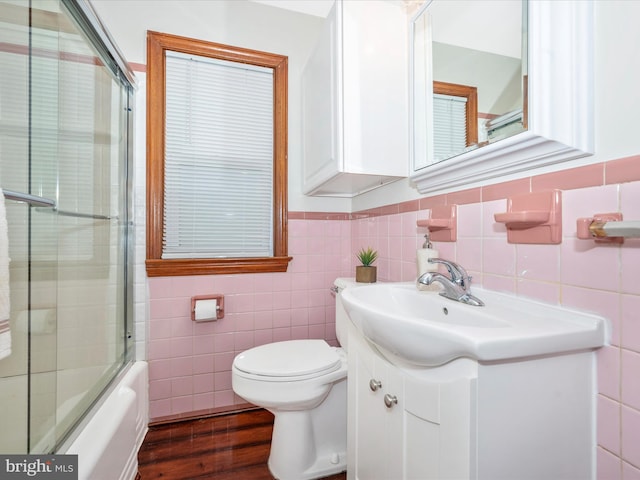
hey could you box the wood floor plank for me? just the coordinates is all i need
[139,424,273,464]
[138,409,347,480]
[142,410,274,447]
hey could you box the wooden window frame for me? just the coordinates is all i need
[433,80,478,147]
[145,31,291,277]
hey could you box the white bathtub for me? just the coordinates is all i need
[65,361,148,480]
[0,363,148,457]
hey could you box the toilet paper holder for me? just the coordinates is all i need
[191,294,225,321]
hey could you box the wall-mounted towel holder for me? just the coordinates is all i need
[191,294,224,322]
[494,190,562,244]
[576,213,640,243]
[417,204,457,242]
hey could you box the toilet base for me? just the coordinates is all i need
[269,450,346,480]
[267,378,347,480]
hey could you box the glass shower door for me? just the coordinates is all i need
[0,0,133,454]
[0,0,31,455]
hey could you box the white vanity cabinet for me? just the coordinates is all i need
[348,328,473,480]
[347,323,598,480]
[301,0,408,197]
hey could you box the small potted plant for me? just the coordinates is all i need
[355,247,378,283]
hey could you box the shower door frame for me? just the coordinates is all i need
[0,0,136,454]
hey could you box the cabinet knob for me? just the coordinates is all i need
[369,379,382,392]
[384,394,398,408]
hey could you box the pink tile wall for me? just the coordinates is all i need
[147,217,352,421]
[147,154,640,478]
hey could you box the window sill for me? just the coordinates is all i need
[145,256,292,277]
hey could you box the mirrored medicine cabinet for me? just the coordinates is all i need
[410,0,594,194]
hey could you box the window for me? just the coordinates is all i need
[433,93,467,162]
[432,81,478,162]
[146,31,291,276]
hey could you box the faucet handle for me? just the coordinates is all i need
[428,258,471,290]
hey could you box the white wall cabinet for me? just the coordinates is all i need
[409,1,594,194]
[301,0,408,197]
[347,321,597,479]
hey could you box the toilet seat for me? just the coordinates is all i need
[233,339,342,381]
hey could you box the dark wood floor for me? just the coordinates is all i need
[138,409,347,480]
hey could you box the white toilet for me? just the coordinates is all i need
[232,278,356,480]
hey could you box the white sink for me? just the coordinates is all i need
[341,283,608,366]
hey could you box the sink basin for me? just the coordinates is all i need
[341,283,608,366]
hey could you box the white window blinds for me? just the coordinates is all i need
[163,51,274,259]
[433,93,467,162]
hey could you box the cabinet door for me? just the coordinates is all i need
[375,355,404,479]
[351,338,404,480]
[403,376,441,479]
[301,1,341,193]
[342,0,408,177]
[352,341,387,479]
[403,375,474,480]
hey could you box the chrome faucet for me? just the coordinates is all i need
[417,258,484,306]
[428,258,472,291]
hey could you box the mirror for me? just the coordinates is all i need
[414,0,527,167]
[410,0,594,195]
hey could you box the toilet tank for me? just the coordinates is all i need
[333,278,360,351]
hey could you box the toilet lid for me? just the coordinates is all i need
[234,339,341,378]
